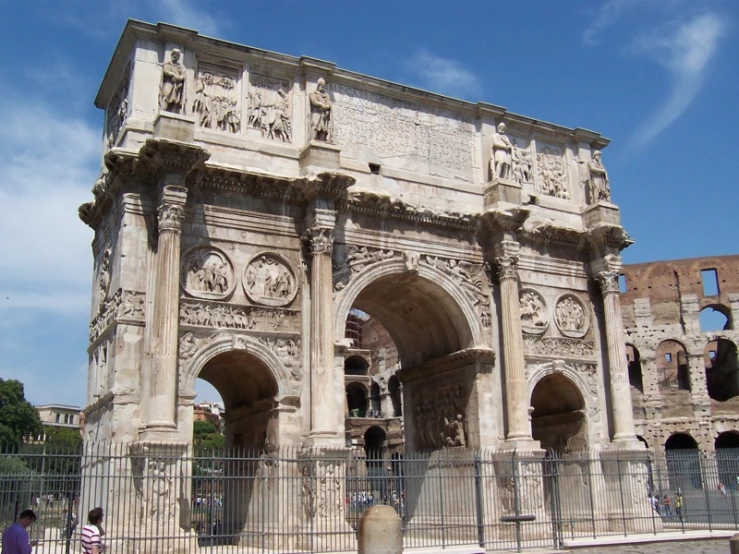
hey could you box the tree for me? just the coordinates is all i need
[0,379,42,449]
[193,420,224,452]
[44,426,83,451]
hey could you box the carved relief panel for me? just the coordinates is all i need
[519,288,548,335]
[247,73,292,142]
[180,246,236,300]
[192,63,241,133]
[510,136,534,186]
[243,252,298,307]
[106,65,130,149]
[535,143,569,200]
[554,293,589,338]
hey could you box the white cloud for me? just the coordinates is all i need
[0,91,98,315]
[582,0,630,45]
[628,13,727,148]
[157,0,222,36]
[406,49,481,100]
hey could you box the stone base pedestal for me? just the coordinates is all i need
[154,113,195,142]
[583,201,621,228]
[484,178,522,207]
[300,140,342,171]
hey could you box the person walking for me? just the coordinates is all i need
[2,510,38,554]
[80,508,105,554]
[663,494,672,517]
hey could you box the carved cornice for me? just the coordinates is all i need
[587,224,634,254]
[139,138,211,175]
[397,348,496,383]
[338,189,482,232]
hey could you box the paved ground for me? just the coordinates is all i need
[570,538,731,554]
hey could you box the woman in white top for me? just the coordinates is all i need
[80,507,104,554]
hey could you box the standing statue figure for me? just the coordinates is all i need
[491,122,513,181]
[587,150,610,203]
[159,49,185,113]
[309,78,332,141]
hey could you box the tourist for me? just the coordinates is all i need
[80,508,105,554]
[719,482,727,499]
[662,495,671,517]
[2,510,38,554]
[675,492,683,520]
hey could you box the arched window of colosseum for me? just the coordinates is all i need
[656,340,691,392]
[704,339,739,402]
[346,383,368,418]
[715,431,739,489]
[626,344,643,393]
[665,433,701,490]
[344,355,369,376]
[699,305,731,332]
[530,373,586,456]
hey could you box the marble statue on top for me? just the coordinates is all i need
[587,150,611,204]
[491,122,513,181]
[309,78,332,141]
[159,49,185,114]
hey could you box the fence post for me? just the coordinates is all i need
[473,453,485,547]
[586,455,596,539]
[702,456,713,532]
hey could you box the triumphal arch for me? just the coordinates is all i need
[78,20,649,552]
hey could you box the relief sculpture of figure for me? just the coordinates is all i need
[491,123,513,181]
[309,78,332,141]
[159,49,185,113]
[587,150,610,203]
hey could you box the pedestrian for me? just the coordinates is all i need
[81,507,105,554]
[663,494,671,516]
[675,492,683,520]
[719,482,727,499]
[2,509,38,554]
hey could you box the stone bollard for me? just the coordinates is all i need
[358,505,402,554]
[730,533,739,554]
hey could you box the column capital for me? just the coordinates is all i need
[596,271,619,294]
[157,185,187,232]
[494,239,520,281]
[303,227,334,255]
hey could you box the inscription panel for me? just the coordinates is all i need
[330,84,478,182]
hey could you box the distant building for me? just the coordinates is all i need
[194,402,224,430]
[32,404,84,442]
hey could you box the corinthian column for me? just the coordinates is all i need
[144,185,187,435]
[496,240,532,443]
[304,217,340,443]
[596,266,637,443]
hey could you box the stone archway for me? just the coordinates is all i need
[333,257,494,450]
[715,431,739,489]
[529,372,587,455]
[665,433,701,489]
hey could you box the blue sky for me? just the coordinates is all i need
[0,1,736,407]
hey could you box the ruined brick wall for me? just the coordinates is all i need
[620,255,739,457]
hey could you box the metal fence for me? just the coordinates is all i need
[2,445,739,553]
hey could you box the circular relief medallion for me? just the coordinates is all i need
[554,293,589,338]
[243,252,298,307]
[180,246,236,300]
[519,288,549,335]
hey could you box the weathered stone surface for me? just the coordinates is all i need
[359,505,402,554]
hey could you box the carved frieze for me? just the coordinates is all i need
[422,256,491,327]
[247,74,292,142]
[180,299,297,333]
[181,246,235,300]
[260,337,302,387]
[192,64,240,133]
[179,332,198,360]
[329,83,477,182]
[536,144,569,200]
[89,289,145,343]
[243,253,298,307]
[333,245,395,291]
[519,288,548,335]
[523,336,595,360]
[414,384,467,450]
[554,293,589,338]
[510,137,534,185]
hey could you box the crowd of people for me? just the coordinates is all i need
[1,507,105,554]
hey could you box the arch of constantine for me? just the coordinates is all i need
[78,20,653,552]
